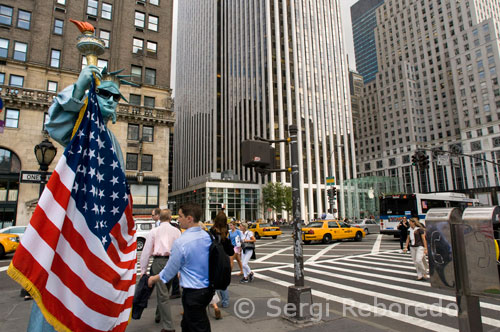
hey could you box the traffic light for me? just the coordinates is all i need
[420,154,430,169]
[332,189,337,200]
[411,153,418,166]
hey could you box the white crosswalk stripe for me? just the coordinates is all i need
[252,249,500,331]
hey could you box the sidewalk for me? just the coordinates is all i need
[127,276,394,332]
[0,273,394,332]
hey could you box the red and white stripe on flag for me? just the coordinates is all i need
[8,79,136,332]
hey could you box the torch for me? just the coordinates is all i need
[70,19,105,85]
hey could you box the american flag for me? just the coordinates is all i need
[8,79,136,332]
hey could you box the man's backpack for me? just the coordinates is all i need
[207,231,232,290]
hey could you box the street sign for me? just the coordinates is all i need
[326,176,335,186]
[437,154,450,166]
[20,171,52,183]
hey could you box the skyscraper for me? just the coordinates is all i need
[353,0,500,204]
[351,0,384,83]
[173,1,356,220]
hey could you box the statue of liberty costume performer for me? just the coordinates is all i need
[27,18,138,330]
[45,65,137,172]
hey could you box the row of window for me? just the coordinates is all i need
[127,124,154,142]
[126,153,152,171]
[0,5,31,29]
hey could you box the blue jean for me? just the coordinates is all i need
[217,289,229,307]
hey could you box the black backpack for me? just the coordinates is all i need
[207,231,232,290]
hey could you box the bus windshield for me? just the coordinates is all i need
[380,196,417,216]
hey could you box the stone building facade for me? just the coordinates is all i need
[0,0,174,225]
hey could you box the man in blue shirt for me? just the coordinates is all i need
[149,203,214,332]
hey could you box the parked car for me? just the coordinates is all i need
[0,225,28,240]
[248,223,282,239]
[0,233,20,257]
[135,220,155,251]
[350,219,379,235]
[302,220,365,244]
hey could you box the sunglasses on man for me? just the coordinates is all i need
[96,88,121,102]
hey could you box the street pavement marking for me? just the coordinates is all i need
[253,247,290,262]
[353,255,415,264]
[343,257,416,270]
[371,234,383,254]
[307,242,341,263]
[254,272,458,332]
[0,266,8,272]
[276,269,500,330]
[321,260,417,276]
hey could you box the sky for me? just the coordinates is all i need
[170,0,359,91]
[341,0,359,71]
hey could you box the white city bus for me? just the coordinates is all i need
[379,192,479,236]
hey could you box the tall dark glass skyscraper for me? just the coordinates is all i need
[351,0,384,83]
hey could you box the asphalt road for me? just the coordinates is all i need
[2,230,500,332]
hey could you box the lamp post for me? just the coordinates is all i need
[136,170,144,184]
[34,138,57,198]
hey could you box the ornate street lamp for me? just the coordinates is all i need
[34,138,57,197]
[136,170,144,184]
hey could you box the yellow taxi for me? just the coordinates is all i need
[302,220,365,244]
[248,223,282,239]
[0,233,20,257]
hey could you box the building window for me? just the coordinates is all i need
[149,0,159,5]
[493,137,500,148]
[57,0,66,4]
[130,184,158,205]
[0,38,8,58]
[145,68,156,85]
[5,109,19,128]
[13,42,27,61]
[131,65,142,82]
[97,59,108,70]
[0,6,13,26]
[133,38,143,53]
[141,154,152,171]
[126,153,138,170]
[127,124,139,140]
[144,96,155,107]
[101,3,112,19]
[129,94,141,105]
[147,41,157,54]
[50,49,61,68]
[142,125,154,142]
[87,0,98,16]
[100,30,110,47]
[9,74,23,87]
[43,112,50,131]
[17,10,31,30]
[135,11,145,28]
[148,15,158,31]
[47,81,58,92]
[54,19,64,35]
[471,141,482,152]
[0,72,4,84]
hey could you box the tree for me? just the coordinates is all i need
[262,182,292,220]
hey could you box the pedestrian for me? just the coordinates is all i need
[148,203,215,332]
[403,217,429,281]
[140,209,181,331]
[169,218,182,300]
[397,217,409,253]
[208,212,234,318]
[152,208,161,227]
[239,222,256,283]
[228,221,244,276]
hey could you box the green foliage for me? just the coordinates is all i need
[262,182,292,216]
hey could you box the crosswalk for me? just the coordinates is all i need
[253,250,500,332]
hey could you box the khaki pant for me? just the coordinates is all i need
[410,246,427,278]
[150,256,173,330]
